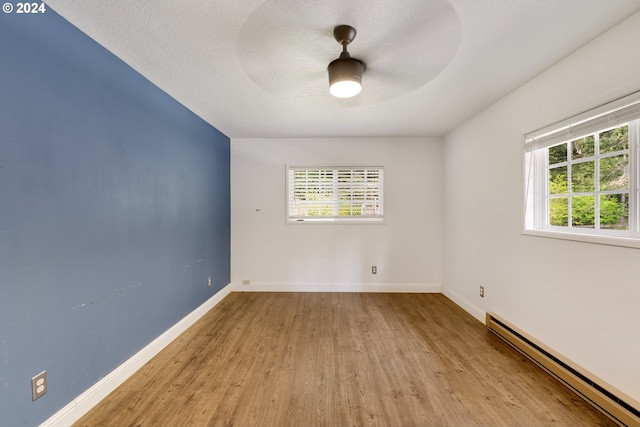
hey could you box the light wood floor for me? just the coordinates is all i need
[74,292,615,427]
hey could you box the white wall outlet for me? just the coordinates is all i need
[208,276,212,287]
[242,280,250,285]
[480,286,485,298]
[31,370,47,401]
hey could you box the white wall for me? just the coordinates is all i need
[443,12,640,402]
[231,137,442,292]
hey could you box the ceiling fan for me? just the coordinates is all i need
[236,0,460,105]
[327,25,364,98]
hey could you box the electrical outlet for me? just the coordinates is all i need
[31,371,47,401]
[242,280,250,285]
[208,276,212,287]
[372,266,377,274]
[480,286,485,298]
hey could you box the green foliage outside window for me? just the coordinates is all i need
[600,194,629,230]
[572,196,595,227]
[547,125,629,230]
[549,198,568,226]
[548,143,567,165]
[600,126,628,153]
[572,135,594,159]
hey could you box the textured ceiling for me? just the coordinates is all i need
[237,0,460,106]
[45,0,640,138]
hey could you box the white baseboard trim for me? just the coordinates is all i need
[231,282,441,293]
[40,283,233,427]
[441,286,486,324]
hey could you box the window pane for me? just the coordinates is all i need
[600,125,628,154]
[548,143,567,165]
[549,198,568,226]
[571,135,595,159]
[548,166,567,194]
[600,154,629,191]
[571,196,595,228]
[571,161,594,192]
[600,194,629,230]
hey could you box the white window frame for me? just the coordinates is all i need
[524,90,640,248]
[286,165,384,224]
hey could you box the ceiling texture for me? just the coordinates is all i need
[45,0,640,138]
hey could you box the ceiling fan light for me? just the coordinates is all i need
[328,57,363,98]
[330,80,362,98]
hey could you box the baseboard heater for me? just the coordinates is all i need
[486,313,640,427]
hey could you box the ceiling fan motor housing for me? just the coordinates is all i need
[328,56,364,84]
[328,25,364,98]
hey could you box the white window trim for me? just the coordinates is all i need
[524,90,640,248]
[286,165,384,224]
[522,228,640,249]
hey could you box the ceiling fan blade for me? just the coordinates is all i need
[236,0,460,104]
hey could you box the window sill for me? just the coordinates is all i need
[522,229,640,249]
[287,218,385,225]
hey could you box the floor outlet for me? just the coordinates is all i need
[31,371,47,401]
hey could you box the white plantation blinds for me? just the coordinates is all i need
[287,166,384,222]
[525,90,640,151]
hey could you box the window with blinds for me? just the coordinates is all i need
[287,166,384,223]
[524,90,640,245]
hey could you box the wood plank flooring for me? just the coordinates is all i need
[73,292,615,427]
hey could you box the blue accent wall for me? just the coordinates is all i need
[0,8,230,426]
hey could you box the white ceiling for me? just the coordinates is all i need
[45,0,640,138]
